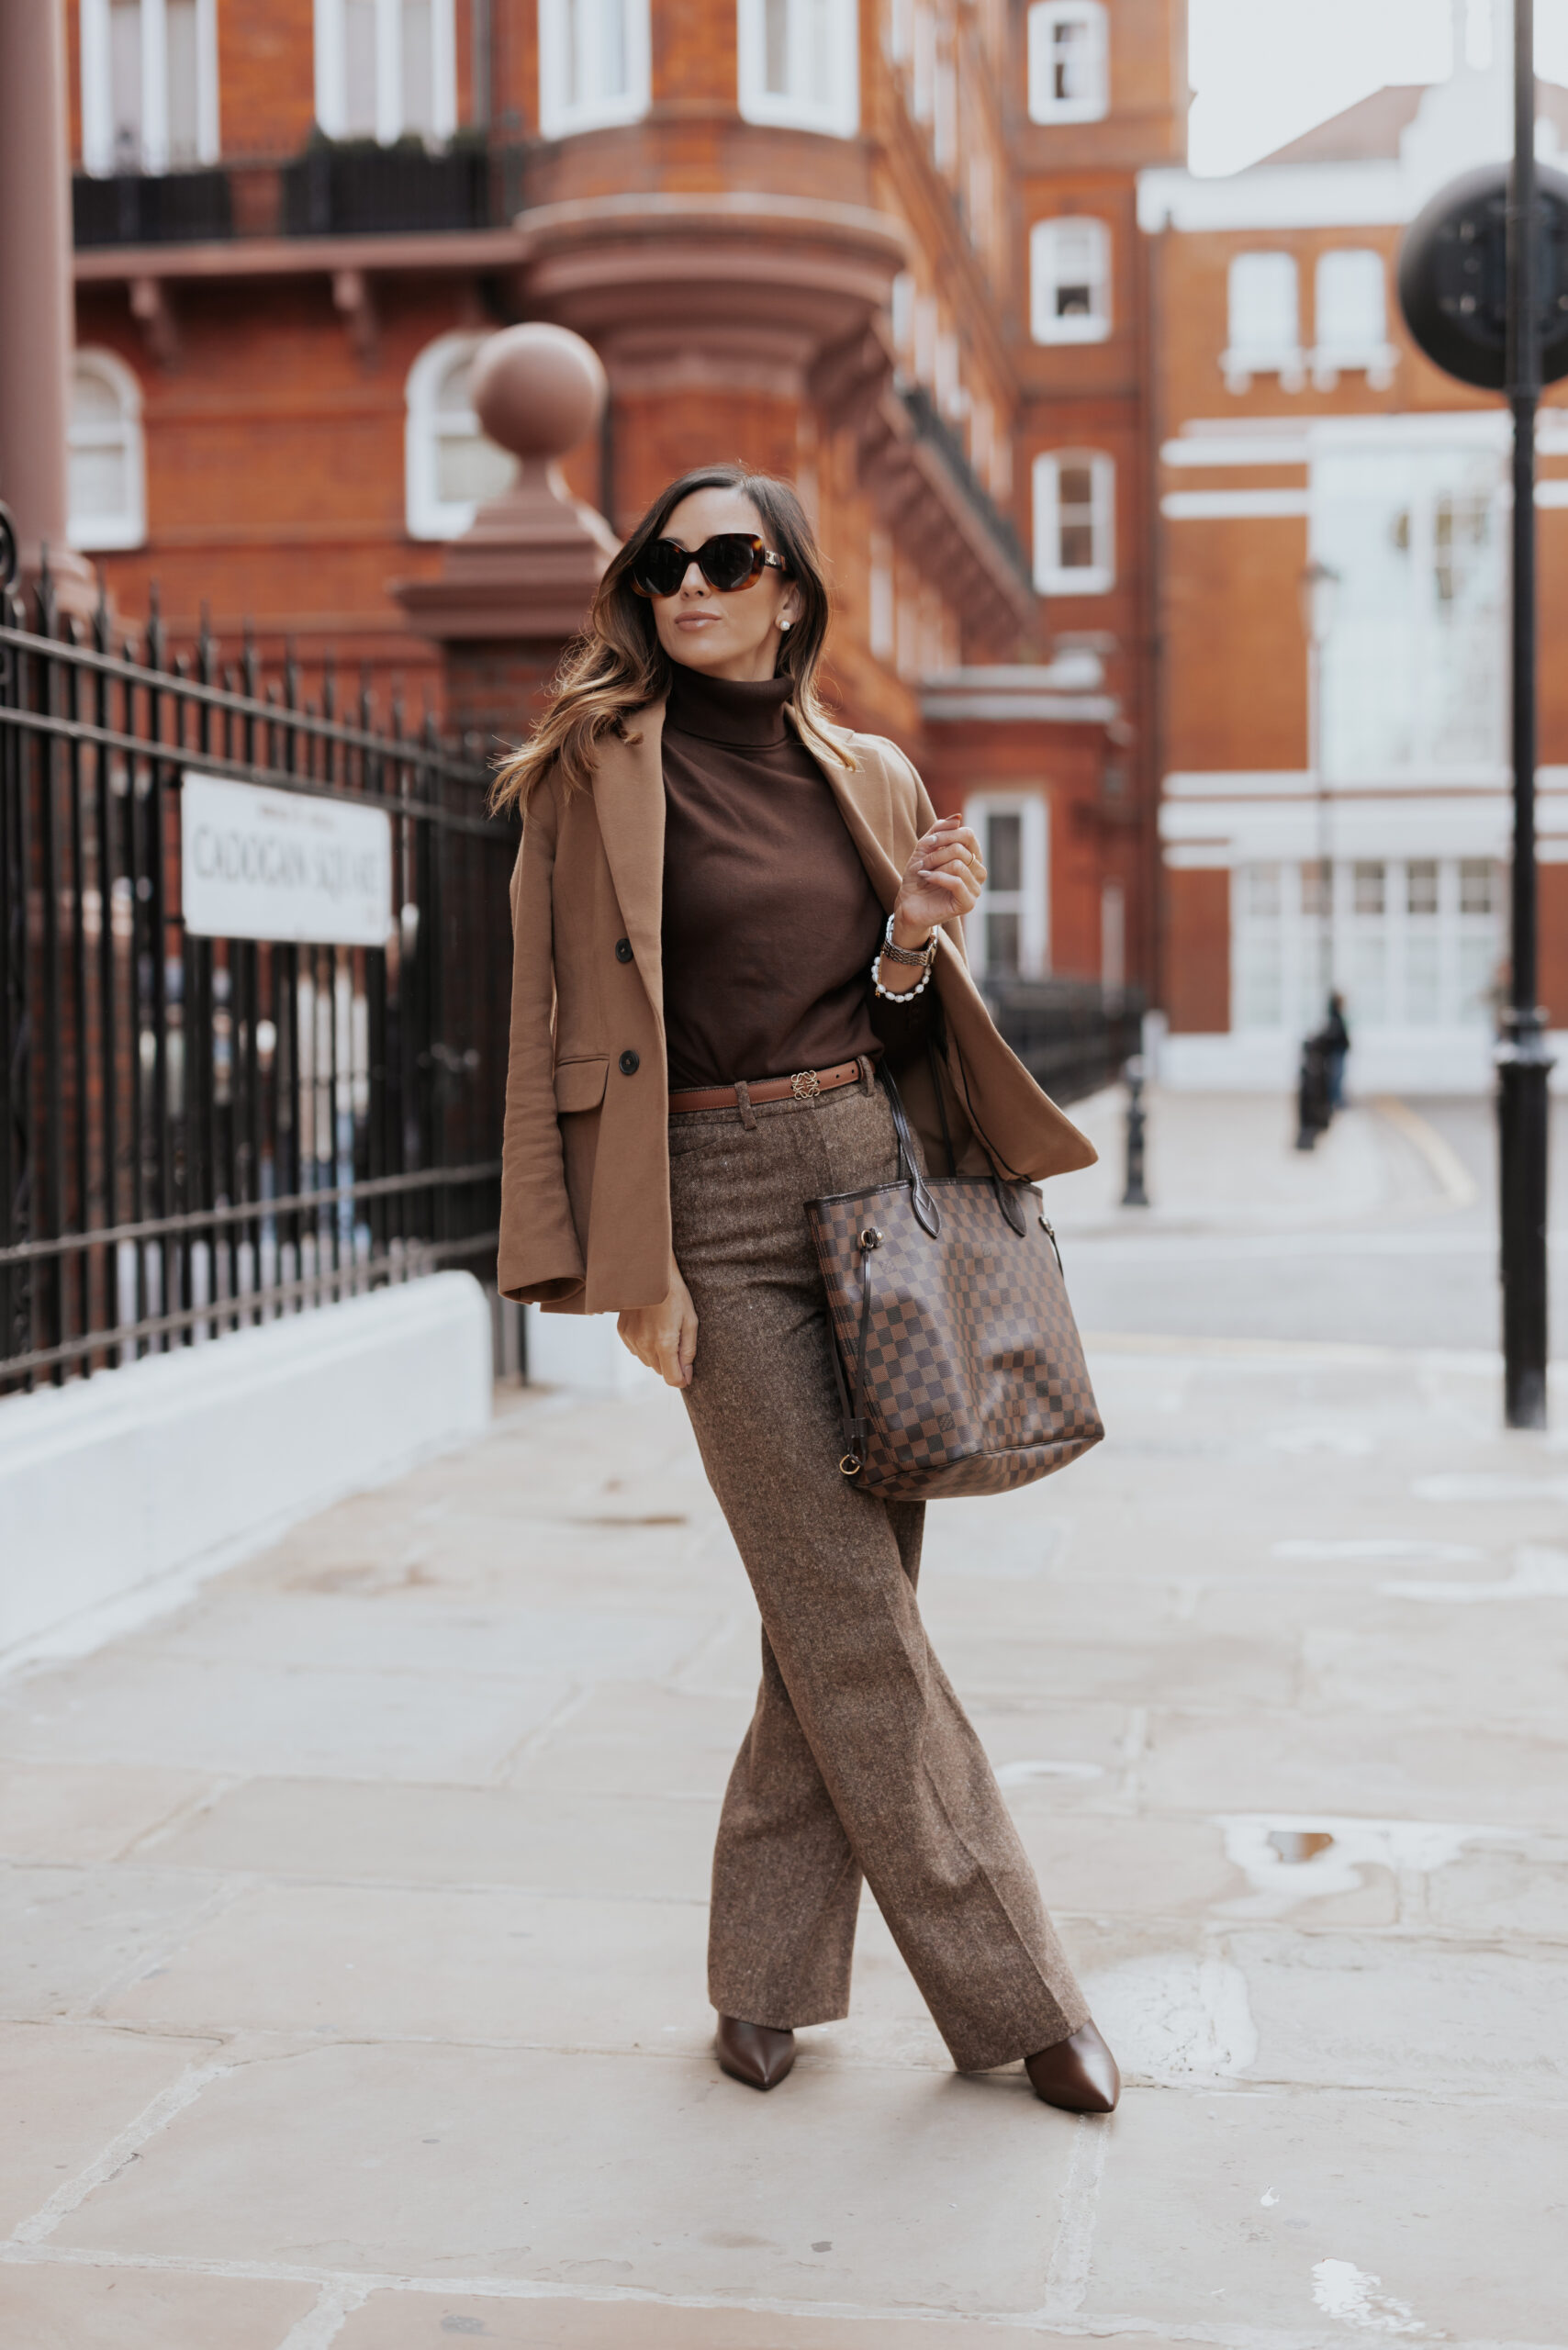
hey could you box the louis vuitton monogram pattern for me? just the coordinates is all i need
[807,1177,1103,1500]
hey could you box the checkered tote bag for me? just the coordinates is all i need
[806,1063,1103,1500]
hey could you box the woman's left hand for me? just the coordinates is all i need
[891,815,986,948]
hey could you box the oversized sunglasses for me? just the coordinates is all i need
[630,532,790,599]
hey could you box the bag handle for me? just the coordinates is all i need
[877,1067,941,1237]
[882,1059,1027,1238]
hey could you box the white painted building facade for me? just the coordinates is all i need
[1139,5,1568,1092]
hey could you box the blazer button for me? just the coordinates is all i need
[619,1049,640,1075]
[615,937,633,963]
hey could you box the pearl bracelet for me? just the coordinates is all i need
[871,913,935,1000]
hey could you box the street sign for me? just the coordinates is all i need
[1397,159,1568,388]
[180,770,393,946]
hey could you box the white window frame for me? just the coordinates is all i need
[405,330,519,542]
[1100,878,1126,994]
[1033,450,1115,595]
[1310,249,1397,391]
[1026,2,1108,127]
[67,348,147,552]
[910,0,935,121]
[737,0,859,138]
[932,22,957,168]
[1029,216,1112,346]
[81,0,220,175]
[539,0,652,139]
[1223,251,1305,394]
[313,0,458,144]
[890,269,915,361]
[965,792,1050,979]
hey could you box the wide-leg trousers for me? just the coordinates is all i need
[668,1074,1089,2074]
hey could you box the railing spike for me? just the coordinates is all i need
[36,543,57,638]
[146,583,165,673]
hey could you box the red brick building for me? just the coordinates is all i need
[1140,4,1568,1090]
[62,0,1184,1002]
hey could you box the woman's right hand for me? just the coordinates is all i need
[617,1253,699,1388]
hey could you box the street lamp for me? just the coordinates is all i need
[1298,557,1341,1011]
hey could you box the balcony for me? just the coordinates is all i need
[899,384,1031,592]
[73,139,523,250]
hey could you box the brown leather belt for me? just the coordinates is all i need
[668,1059,863,1114]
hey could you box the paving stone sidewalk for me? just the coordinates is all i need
[3,1331,1566,2347]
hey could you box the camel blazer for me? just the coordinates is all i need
[497,698,1097,1314]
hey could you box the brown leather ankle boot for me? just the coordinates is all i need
[1025,2020,1121,2112]
[716,2014,796,2089]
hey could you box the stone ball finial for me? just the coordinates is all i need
[470,323,607,464]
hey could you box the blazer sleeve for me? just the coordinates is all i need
[497,778,587,1305]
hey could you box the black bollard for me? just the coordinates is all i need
[1122,1054,1149,1206]
[1294,1033,1330,1151]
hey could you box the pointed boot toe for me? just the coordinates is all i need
[1025,2020,1121,2114]
[716,2014,796,2090]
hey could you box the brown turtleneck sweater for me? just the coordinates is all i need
[659,664,931,1091]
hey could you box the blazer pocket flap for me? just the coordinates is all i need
[554,1057,610,1113]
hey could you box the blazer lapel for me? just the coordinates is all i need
[593,699,667,1025]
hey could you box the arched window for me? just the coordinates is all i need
[404,332,518,542]
[1026,2,1108,125]
[737,0,858,136]
[1033,450,1114,595]
[539,0,652,138]
[67,349,146,552]
[1029,217,1111,344]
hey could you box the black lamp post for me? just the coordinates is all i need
[1499,0,1553,1429]
[1398,0,1567,1428]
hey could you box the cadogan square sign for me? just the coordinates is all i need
[180,771,394,947]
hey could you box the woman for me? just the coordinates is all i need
[495,463,1121,2113]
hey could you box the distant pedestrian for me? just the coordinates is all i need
[1324,990,1350,1110]
[492,463,1120,2115]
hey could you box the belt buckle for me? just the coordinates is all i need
[789,1069,822,1101]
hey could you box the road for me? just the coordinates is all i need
[1052,1087,1568,1354]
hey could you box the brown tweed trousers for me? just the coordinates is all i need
[669,1073,1090,2075]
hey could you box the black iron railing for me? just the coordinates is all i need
[73,139,524,248]
[0,550,513,1392]
[282,139,502,236]
[984,978,1145,1107]
[73,167,234,246]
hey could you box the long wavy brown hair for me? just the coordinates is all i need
[490,463,852,814]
